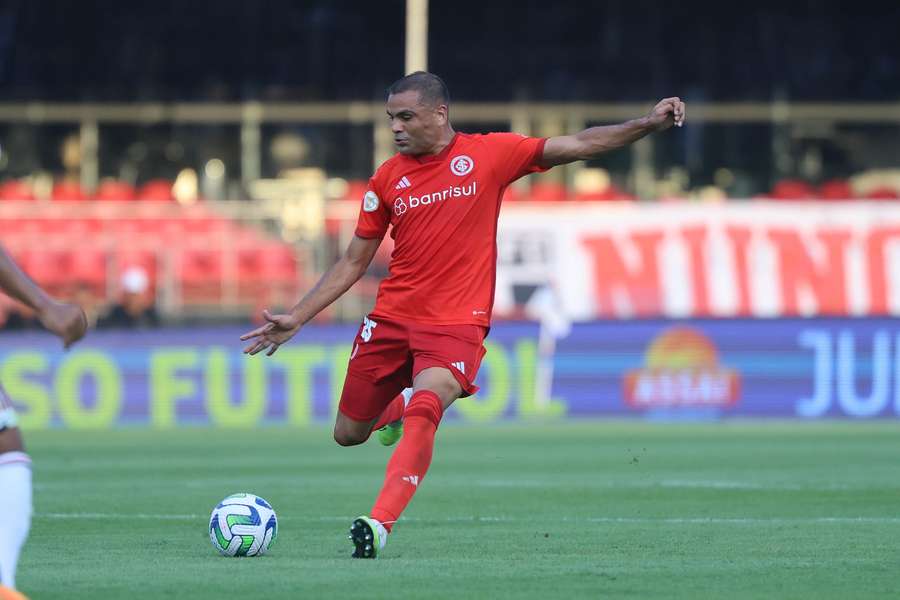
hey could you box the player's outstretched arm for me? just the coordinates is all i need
[540,97,686,168]
[241,235,382,356]
[0,245,87,348]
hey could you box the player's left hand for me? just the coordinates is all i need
[647,97,686,131]
[240,309,302,356]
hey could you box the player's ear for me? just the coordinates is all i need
[435,104,448,125]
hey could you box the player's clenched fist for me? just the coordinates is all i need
[647,97,686,131]
[38,300,87,349]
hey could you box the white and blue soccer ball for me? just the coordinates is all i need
[209,493,278,557]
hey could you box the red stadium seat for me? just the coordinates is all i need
[573,185,635,201]
[864,186,900,200]
[502,186,524,202]
[235,243,299,304]
[769,179,815,200]
[95,180,137,201]
[179,248,224,303]
[51,180,88,202]
[818,179,855,201]
[529,181,568,202]
[345,180,369,201]
[68,249,109,294]
[138,179,175,202]
[0,180,35,201]
[18,249,69,292]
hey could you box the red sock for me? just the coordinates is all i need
[370,390,443,532]
[371,392,406,432]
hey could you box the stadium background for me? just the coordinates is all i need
[2,3,900,599]
[0,1,900,428]
[2,1,899,424]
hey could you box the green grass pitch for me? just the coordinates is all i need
[18,422,900,599]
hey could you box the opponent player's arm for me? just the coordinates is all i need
[0,245,54,313]
[540,97,685,168]
[241,235,381,355]
[0,245,87,347]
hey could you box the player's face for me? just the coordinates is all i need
[386,91,447,155]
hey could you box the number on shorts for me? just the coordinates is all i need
[361,316,378,342]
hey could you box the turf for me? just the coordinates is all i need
[18,422,900,599]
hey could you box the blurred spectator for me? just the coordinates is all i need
[0,300,41,331]
[52,133,87,201]
[97,267,160,329]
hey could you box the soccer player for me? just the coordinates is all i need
[240,71,685,558]
[0,246,87,597]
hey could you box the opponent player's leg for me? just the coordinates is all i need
[0,390,32,593]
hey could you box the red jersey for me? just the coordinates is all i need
[355,132,547,327]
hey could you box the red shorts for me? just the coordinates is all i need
[338,315,488,422]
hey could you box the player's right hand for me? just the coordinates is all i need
[38,301,88,349]
[240,309,302,356]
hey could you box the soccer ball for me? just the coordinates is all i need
[209,493,278,557]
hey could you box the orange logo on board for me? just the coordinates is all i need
[623,326,740,409]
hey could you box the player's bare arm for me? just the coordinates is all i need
[0,245,87,348]
[241,235,382,356]
[540,97,686,168]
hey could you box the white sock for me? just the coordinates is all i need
[371,518,389,550]
[401,388,414,408]
[0,452,32,590]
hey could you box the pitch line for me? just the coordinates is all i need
[34,513,900,525]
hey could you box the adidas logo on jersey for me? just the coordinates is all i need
[395,176,412,190]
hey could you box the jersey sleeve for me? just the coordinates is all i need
[354,175,391,240]
[484,132,549,185]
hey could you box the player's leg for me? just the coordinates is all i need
[333,316,412,447]
[0,388,31,592]
[350,367,461,557]
[372,387,413,446]
[351,324,488,557]
[333,374,406,446]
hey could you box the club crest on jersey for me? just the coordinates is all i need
[363,191,380,212]
[450,155,474,176]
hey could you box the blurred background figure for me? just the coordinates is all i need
[97,266,159,329]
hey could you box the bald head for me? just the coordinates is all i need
[387,71,450,109]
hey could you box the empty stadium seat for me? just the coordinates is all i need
[138,179,175,202]
[95,180,137,201]
[818,179,855,201]
[864,187,900,200]
[345,180,369,201]
[0,180,35,201]
[769,179,816,200]
[179,248,224,303]
[51,181,88,202]
[529,181,568,202]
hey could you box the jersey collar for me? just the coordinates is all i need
[411,133,459,164]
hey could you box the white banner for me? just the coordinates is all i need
[493,201,900,319]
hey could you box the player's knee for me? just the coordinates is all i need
[333,428,367,447]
